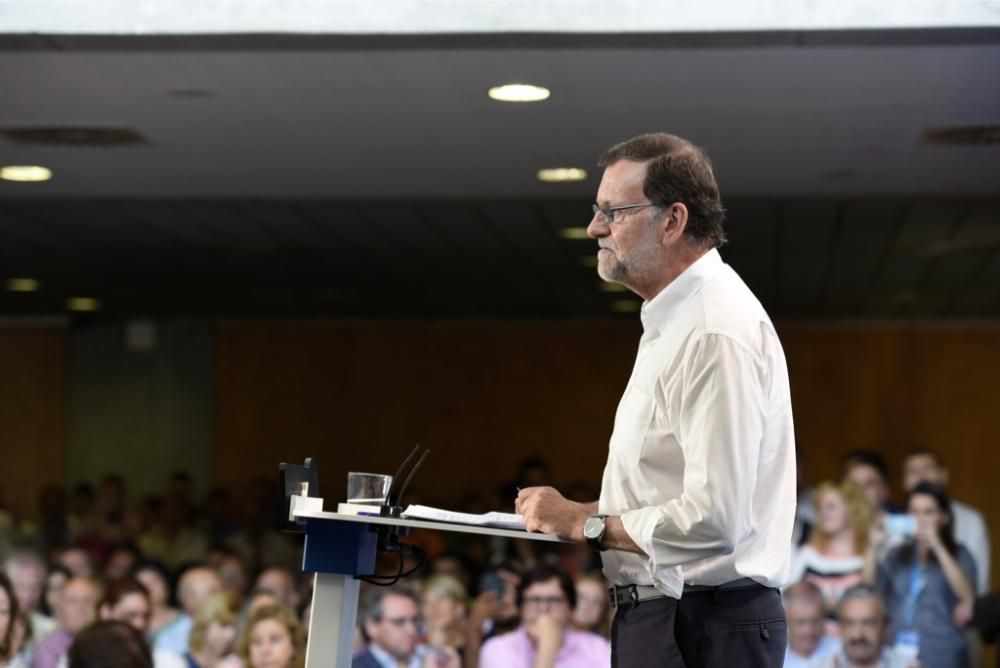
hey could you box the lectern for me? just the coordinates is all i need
[289,498,564,668]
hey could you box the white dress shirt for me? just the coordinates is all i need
[952,499,991,593]
[598,249,797,598]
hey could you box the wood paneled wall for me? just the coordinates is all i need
[215,320,1000,588]
[0,326,68,520]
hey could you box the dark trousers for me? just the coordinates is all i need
[611,586,786,667]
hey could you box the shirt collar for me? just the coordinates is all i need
[369,644,419,668]
[640,248,723,336]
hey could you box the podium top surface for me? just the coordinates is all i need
[293,509,566,543]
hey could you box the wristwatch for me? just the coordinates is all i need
[583,514,608,551]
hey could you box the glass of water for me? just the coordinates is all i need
[347,472,392,505]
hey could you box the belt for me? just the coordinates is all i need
[608,578,765,608]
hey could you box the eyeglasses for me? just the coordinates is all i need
[592,202,658,224]
[384,615,421,628]
[522,595,567,607]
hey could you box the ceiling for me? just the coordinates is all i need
[1,31,999,318]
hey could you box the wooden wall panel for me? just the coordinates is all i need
[0,327,67,521]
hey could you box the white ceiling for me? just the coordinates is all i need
[1,37,999,199]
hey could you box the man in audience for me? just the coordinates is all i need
[31,575,101,668]
[353,587,459,668]
[902,448,991,593]
[253,567,300,611]
[842,451,902,515]
[153,565,222,655]
[479,565,610,668]
[3,549,57,641]
[783,582,839,668]
[816,585,917,668]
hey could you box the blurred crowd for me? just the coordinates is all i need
[0,451,997,668]
[784,448,996,668]
[0,459,615,668]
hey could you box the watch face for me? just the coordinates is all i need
[584,516,604,539]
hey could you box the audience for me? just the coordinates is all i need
[788,481,873,613]
[869,482,976,668]
[185,592,240,668]
[783,581,840,667]
[0,454,993,667]
[132,562,181,646]
[420,576,468,658]
[154,567,222,656]
[66,620,152,668]
[479,565,610,668]
[238,604,304,668]
[902,448,991,594]
[569,572,610,637]
[816,585,918,668]
[354,587,459,668]
[2,552,55,645]
[1,570,20,667]
[31,576,100,668]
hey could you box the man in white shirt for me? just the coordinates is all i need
[901,448,991,594]
[517,132,796,667]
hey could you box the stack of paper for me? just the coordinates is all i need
[401,504,525,530]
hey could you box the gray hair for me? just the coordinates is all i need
[836,584,887,620]
[360,586,419,624]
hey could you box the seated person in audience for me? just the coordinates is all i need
[782,582,840,668]
[97,577,186,668]
[353,587,459,668]
[570,572,610,637]
[867,482,976,668]
[132,562,182,647]
[1,570,22,667]
[420,576,468,658]
[185,592,241,668]
[842,451,902,515]
[30,576,100,668]
[206,549,247,599]
[52,549,93,581]
[788,481,873,614]
[3,550,57,644]
[479,565,611,668]
[252,568,300,613]
[66,620,152,668]
[465,563,522,668]
[902,448,991,594]
[815,585,918,668]
[153,566,223,656]
[104,546,143,582]
[237,604,305,668]
[40,567,71,621]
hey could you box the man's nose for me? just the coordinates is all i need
[586,215,607,239]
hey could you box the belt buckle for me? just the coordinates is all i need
[609,585,640,610]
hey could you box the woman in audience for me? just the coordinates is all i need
[98,577,188,668]
[237,604,304,668]
[66,620,152,668]
[185,592,241,668]
[571,572,611,637]
[40,565,71,619]
[421,575,468,658]
[1,570,22,668]
[868,481,976,668]
[132,562,181,646]
[787,480,873,614]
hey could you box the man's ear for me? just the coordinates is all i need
[660,203,689,246]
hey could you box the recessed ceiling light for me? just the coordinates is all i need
[0,165,52,182]
[68,297,100,312]
[611,299,641,314]
[488,84,551,103]
[5,278,40,292]
[559,227,590,240]
[600,282,628,293]
[537,168,587,183]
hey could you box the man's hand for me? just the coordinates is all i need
[515,486,590,541]
[526,614,564,652]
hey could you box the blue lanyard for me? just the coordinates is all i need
[903,564,925,628]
